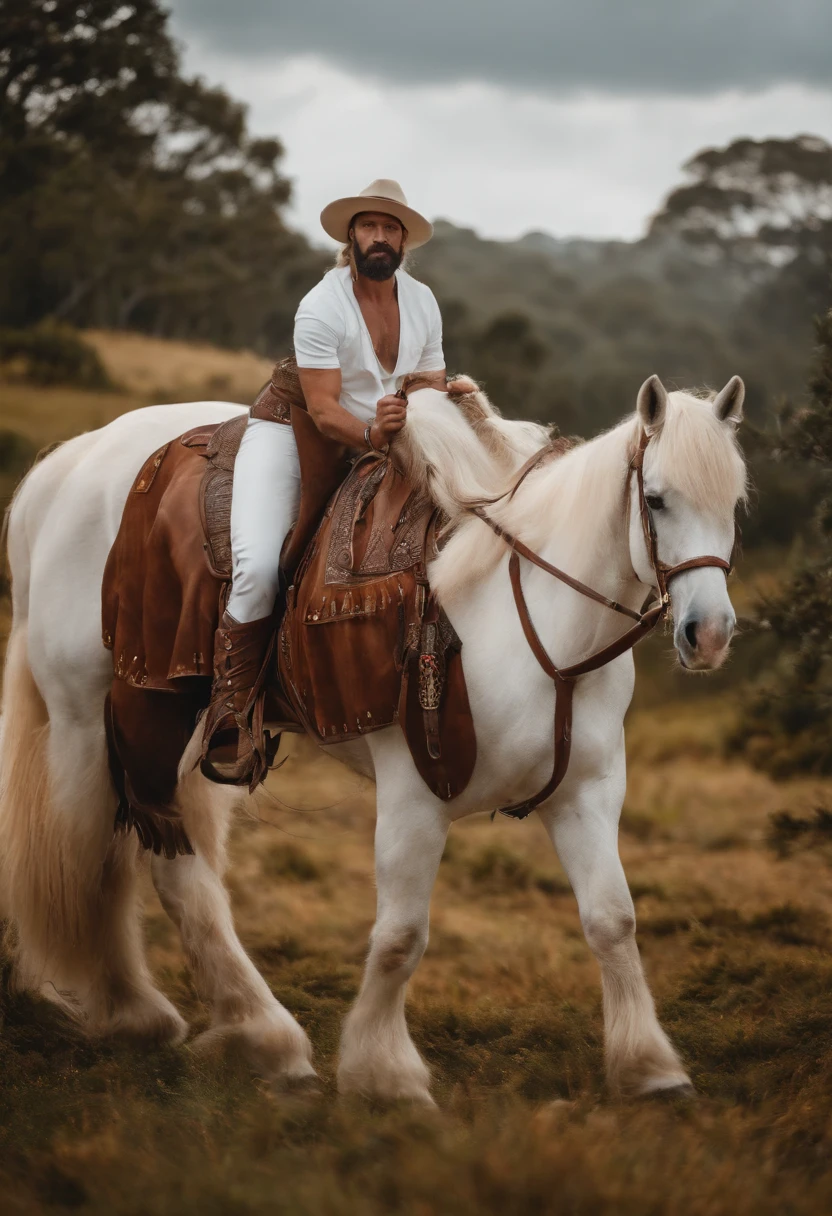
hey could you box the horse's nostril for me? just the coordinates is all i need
[684,620,698,650]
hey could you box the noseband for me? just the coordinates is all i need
[471,428,733,819]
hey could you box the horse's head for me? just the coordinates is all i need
[629,374,747,671]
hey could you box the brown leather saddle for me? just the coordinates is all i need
[277,449,475,799]
[101,363,475,857]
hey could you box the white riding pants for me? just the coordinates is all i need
[227,417,301,623]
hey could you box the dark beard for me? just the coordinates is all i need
[352,239,402,282]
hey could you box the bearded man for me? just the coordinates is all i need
[201,179,446,785]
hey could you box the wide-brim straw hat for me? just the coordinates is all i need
[320,179,433,249]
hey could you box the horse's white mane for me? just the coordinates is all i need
[395,378,550,512]
[398,382,748,600]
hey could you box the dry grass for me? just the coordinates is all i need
[3,339,832,1214]
[0,381,147,449]
[84,329,274,405]
[0,328,272,452]
[4,718,832,1215]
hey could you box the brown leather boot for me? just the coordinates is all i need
[200,610,275,789]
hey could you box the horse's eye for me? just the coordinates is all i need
[645,494,665,511]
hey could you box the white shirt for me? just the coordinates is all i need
[293,265,445,423]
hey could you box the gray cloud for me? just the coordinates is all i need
[167,0,832,96]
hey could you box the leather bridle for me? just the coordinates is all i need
[470,427,734,819]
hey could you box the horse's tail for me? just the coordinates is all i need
[0,624,51,934]
[0,484,111,997]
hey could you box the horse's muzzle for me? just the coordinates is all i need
[675,611,735,670]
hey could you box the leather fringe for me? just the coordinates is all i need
[114,798,194,860]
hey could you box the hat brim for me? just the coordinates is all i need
[320,195,433,249]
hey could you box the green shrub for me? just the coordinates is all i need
[0,322,112,389]
[731,309,832,776]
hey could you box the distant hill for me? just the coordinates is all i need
[411,220,802,434]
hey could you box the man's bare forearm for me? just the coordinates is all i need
[306,397,369,447]
[297,367,412,450]
[298,367,369,448]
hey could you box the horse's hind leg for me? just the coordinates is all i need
[0,626,187,1042]
[150,766,315,1086]
[338,765,449,1104]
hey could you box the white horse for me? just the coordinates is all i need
[0,373,746,1102]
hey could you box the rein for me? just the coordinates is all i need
[471,428,733,819]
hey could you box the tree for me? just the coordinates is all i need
[0,0,325,351]
[649,135,832,266]
[650,134,832,382]
[732,308,832,776]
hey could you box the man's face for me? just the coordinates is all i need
[350,212,405,281]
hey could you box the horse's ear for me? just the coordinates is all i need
[636,375,668,432]
[713,375,745,426]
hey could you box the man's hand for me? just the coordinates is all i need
[372,393,407,447]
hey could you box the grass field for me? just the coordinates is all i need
[2,337,831,1215]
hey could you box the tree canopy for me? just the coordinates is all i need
[649,135,832,263]
[0,0,326,349]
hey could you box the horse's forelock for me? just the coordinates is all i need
[649,392,748,515]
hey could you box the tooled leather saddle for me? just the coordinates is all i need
[101,361,476,857]
[277,447,475,800]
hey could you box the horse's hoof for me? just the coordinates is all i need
[642,1080,696,1102]
[274,1071,323,1099]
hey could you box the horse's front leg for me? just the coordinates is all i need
[539,741,691,1098]
[338,760,449,1104]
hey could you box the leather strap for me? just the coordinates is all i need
[495,672,576,820]
[629,428,733,596]
[508,551,558,678]
[497,551,661,819]
[477,507,643,622]
[461,440,567,510]
[474,427,735,820]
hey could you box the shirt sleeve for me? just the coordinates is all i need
[413,290,445,373]
[293,299,342,369]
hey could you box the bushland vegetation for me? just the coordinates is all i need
[731,310,832,776]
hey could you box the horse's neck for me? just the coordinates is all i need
[495,429,643,666]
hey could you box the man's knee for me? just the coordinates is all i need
[228,554,282,621]
[238,553,281,593]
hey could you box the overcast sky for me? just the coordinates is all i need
[166,0,832,247]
